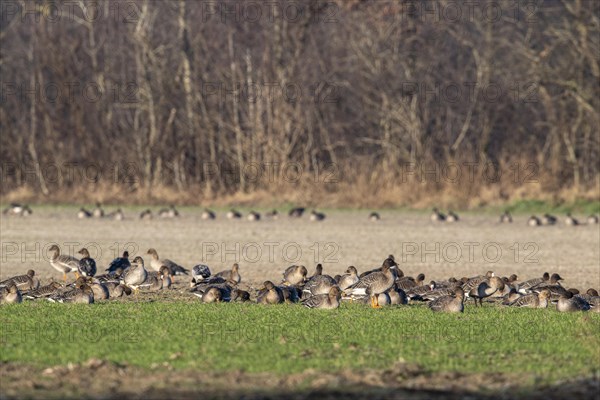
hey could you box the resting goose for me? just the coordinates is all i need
[214,263,241,284]
[107,208,125,221]
[499,210,512,223]
[201,209,216,220]
[257,281,284,304]
[508,289,550,308]
[446,210,459,222]
[565,213,579,226]
[303,265,336,296]
[528,216,541,226]
[345,259,396,308]
[226,209,242,219]
[92,203,104,218]
[0,282,22,304]
[121,256,148,294]
[288,207,305,218]
[556,291,590,312]
[310,210,326,221]
[431,208,446,222]
[0,269,36,291]
[302,286,342,309]
[282,265,308,286]
[586,214,599,224]
[265,210,279,219]
[428,287,464,313]
[146,248,189,275]
[247,211,261,221]
[158,205,179,218]
[369,212,381,221]
[337,266,359,290]
[77,207,92,219]
[139,209,152,220]
[541,213,557,226]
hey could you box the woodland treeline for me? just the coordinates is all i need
[1,0,598,206]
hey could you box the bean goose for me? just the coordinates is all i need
[345,260,396,308]
[282,265,308,286]
[303,286,342,309]
[428,287,464,313]
[147,248,189,275]
[0,269,36,290]
[214,263,241,284]
[556,291,590,312]
[508,289,551,308]
[48,244,80,281]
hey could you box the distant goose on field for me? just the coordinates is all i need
[500,210,512,223]
[158,205,179,218]
[369,212,381,221]
[586,214,599,224]
[92,202,104,218]
[446,210,459,222]
[541,213,557,225]
[528,215,541,226]
[282,265,308,286]
[556,291,591,312]
[345,258,396,308]
[146,248,189,275]
[565,213,579,226]
[2,203,32,216]
[302,286,341,309]
[428,287,464,313]
[77,248,97,277]
[214,263,241,284]
[247,211,261,221]
[77,207,92,219]
[48,244,80,281]
[107,208,124,220]
[139,209,152,220]
[106,251,131,274]
[227,209,242,219]
[310,210,326,221]
[288,207,305,218]
[201,209,216,220]
[431,208,446,222]
[265,210,279,219]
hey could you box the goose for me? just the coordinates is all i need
[0,282,22,304]
[540,213,557,225]
[49,277,94,304]
[247,211,261,221]
[88,279,110,300]
[201,209,216,220]
[431,208,446,222]
[499,210,512,223]
[359,255,403,279]
[107,208,125,221]
[48,244,80,281]
[422,286,456,301]
[92,202,104,218]
[77,207,92,219]
[265,210,279,219]
[467,277,505,306]
[158,205,179,218]
[24,280,63,299]
[231,288,251,302]
[529,273,563,290]
[106,251,130,274]
[2,203,32,217]
[121,256,148,294]
[139,209,152,220]
[446,210,459,222]
[141,266,172,291]
[146,248,189,275]
[77,248,97,277]
[104,282,131,298]
[337,266,359,290]
[387,284,408,305]
[575,289,599,303]
[302,286,342,309]
[586,214,599,224]
[528,216,541,226]
[0,270,36,291]
[565,213,579,226]
[310,210,326,221]
[282,265,308,286]
[214,263,241,284]
[280,286,302,303]
[257,281,284,304]
[369,212,381,221]
[518,272,550,294]
[198,287,223,303]
[191,264,212,284]
[226,209,242,219]
[345,260,396,308]
[288,207,305,218]
[509,289,551,308]
[461,271,494,294]
[428,287,464,313]
[501,288,522,305]
[303,264,336,296]
[396,273,426,291]
[556,291,590,312]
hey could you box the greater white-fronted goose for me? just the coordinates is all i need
[158,205,179,218]
[226,209,242,219]
[214,263,241,284]
[586,214,599,224]
[92,202,104,218]
[303,264,336,296]
[302,286,342,309]
[139,209,152,220]
[528,216,541,226]
[257,281,284,304]
[431,208,446,222]
[106,251,130,274]
[565,213,579,226]
[48,244,80,281]
[282,265,308,286]
[0,282,22,304]
[345,260,396,308]
[0,269,36,291]
[310,210,326,221]
[146,248,189,275]
[499,210,512,223]
[107,208,125,221]
[541,213,557,225]
[337,266,359,290]
[201,209,216,220]
[121,256,148,294]
[265,210,279,219]
[428,287,464,312]
[508,289,550,308]
[369,212,380,221]
[77,248,97,277]
[556,291,590,312]
[446,210,459,222]
[247,211,261,221]
[77,207,92,219]
[288,207,305,218]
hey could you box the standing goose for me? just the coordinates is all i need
[337,266,359,290]
[257,281,284,304]
[359,255,403,279]
[446,210,459,222]
[106,251,131,274]
[0,270,36,291]
[369,212,381,221]
[556,291,591,312]
[528,216,541,226]
[302,286,342,309]
[310,210,326,221]
[48,244,80,281]
[158,205,179,218]
[468,276,505,306]
[0,282,22,304]
[508,289,551,308]
[77,207,92,219]
[214,263,241,284]
[541,213,557,225]
[139,209,153,220]
[288,207,305,218]
[431,208,446,222]
[92,203,104,218]
[428,287,464,313]
[226,209,242,219]
[146,248,189,275]
[247,211,261,221]
[303,264,336,296]
[282,265,308,286]
[345,260,396,308]
[121,256,148,294]
[499,210,512,223]
[565,213,579,226]
[77,248,97,277]
[586,214,599,224]
[201,209,216,220]
[461,271,494,294]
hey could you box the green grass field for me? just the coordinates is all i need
[2,302,599,384]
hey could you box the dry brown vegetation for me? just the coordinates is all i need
[1,1,599,207]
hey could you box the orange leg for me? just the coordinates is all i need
[63,273,67,282]
[374,295,382,309]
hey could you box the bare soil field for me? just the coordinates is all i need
[1,208,599,289]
